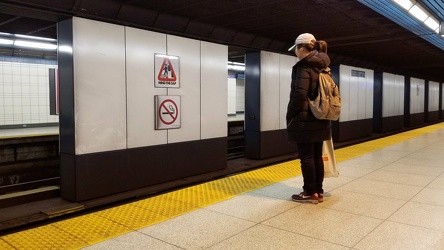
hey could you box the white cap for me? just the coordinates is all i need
[288,33,316,51]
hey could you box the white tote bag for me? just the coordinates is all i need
[323,138,339,177]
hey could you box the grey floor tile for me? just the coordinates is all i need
[284,176,304,184]
[318,189,406,219]
[208,224,349,250]
[138,209,255,250]
[250,181,300,200]
[428,177,444,189]
[384,141,427,152]
[285,174,356,195]
[389,202,444,232]
[408,151,443,161]
[418,146,444,155]
[322,175,357,191]
[353,150,411,163]
[262,205,382,247]
[338,179,422,201]
[395,156,443,168]
[361,170,435,187]
[336,166,375,178]
[337,158,389,170]
[204,193,298,223]
[411,187,444,207]
[354,221,444,250]
[381,162,444,177]
[82,231,182,250]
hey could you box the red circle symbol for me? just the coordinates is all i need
[158,99,178,125]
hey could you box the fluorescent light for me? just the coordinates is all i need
[0,38,14,45]
[14,40,57,50]
[393,0,413,10]
[424,17,439,31]
[228,61,245,71]
[14,34,56,42]
[231,62,245,66]
[409,5,428,22]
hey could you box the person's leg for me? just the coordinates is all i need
[313,141,324,201]
[297,142,316,194]
[292,142,318,204]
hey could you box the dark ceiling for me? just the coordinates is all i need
[0,0,443,82]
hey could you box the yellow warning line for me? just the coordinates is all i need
[1,122,444,249]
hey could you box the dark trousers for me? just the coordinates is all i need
[297,141,324,195]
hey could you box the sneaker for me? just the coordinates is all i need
[291,192,318,204]
[318,193,324,202]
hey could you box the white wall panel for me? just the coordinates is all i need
[125,27,167,148]
[410,77,425,114]
[348,70,359,120]
[382,73,393,117]
[392,75,398,116]
[428,81,439,111]
[442,83,444,110]
[260,51,280,131]
[357,76,367,119]
[201,41,228,139]
[364,69,374,118]
[279,54,296,129]
[339,65,373,122]
[382,73,404,117]
[167,35,201,143]
[73,18,126,154]
[339,65,349,121]
[395,75,405,116]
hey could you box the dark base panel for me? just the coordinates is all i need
[427,111,439,122]
[61,137,227,202]
[381,115,404,133]
[245,129,296,160]
[408,113,424,128]
[335,119,373,142]
[261,129,296,159]
[245,130,261,159]
[60,153,76,201]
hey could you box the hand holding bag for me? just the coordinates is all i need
[323,138,339,177]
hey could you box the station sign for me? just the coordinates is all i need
[155,95,181,130]
[154,54,180,88]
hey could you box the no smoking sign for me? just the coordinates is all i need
[155,95,181,130]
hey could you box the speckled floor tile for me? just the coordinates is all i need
[208,224,349,250]
[262,205,382,247]
[354,221,444,250]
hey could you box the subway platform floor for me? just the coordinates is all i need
[1,122,444,249]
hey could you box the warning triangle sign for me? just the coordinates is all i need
[157,58,177,81]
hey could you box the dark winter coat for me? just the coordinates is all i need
[286,50,331,143]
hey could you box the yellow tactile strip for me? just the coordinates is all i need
[1,122,443,249]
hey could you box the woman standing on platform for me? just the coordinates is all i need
[286,33,331,204]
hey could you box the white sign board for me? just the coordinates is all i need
[154,54,180,88]
[155,95,181,130]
